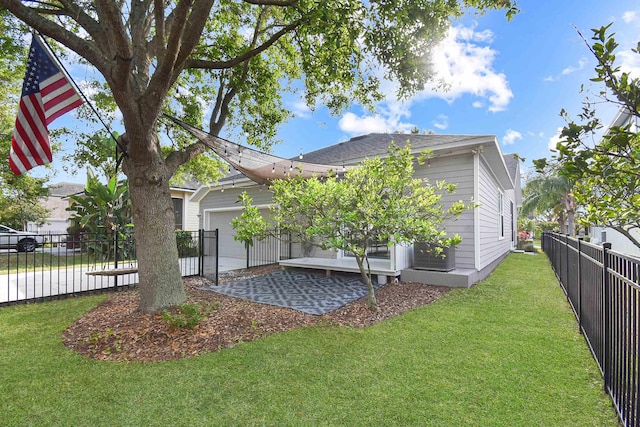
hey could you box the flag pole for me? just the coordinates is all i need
[37,33,129,171]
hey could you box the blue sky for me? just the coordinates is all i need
[274,1,640,172]
[37,0,640,184]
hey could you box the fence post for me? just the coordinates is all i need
[603,242,612,394]
[565,235,570,294]
[557,233,562,281]
[215,228,219,286]
[577,236,583,330]
[114,231,119,289]
[198,229,203,277]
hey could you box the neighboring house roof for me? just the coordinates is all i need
[192,132,517,202]
[40,182,86,220]
[170,178,201,192]
[503,153,523,208]
[48,182,85,197]
[503,154,519,182]
[608,106,638,130]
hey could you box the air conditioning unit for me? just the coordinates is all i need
[413,242,456,271]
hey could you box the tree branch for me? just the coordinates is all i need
[0,0,109,74]
[184,19,301,70]
[243,0,298,5]
[165,142,208,176]
[613,226,640,250]
[94,0,133,85]
[144,0,215,125]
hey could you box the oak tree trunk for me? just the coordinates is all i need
[123,133,186,313]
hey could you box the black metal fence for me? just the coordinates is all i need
[246,231,291,268]
[542,232,639,426]
[0,229,218,307]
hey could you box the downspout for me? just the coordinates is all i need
[474,150,480,270]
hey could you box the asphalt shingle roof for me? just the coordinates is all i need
[221,133,494,183]
[502,153,520,183]
[48,182,85,197]
[301,133,492,165]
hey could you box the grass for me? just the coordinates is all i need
[0,253,618,426]
[0,251,117,274]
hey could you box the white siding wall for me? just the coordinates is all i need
[185,197,200,231]
[170,189,200,231]
[590,226,640,257]
[413,153,476,269]
[477,156,514,269]
[200,185,273,212]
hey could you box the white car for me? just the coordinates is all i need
[0,225,46,252]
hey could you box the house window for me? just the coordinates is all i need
[172,198,183,230]
[511,201,515,242]
[498,192,504,238]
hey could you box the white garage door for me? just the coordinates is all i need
[207,209,269,259]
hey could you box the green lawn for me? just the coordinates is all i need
[0,253,618,426]
[0,251,114,274]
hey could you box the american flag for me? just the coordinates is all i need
[9,35,83,175]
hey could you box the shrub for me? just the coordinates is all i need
[161,302,217,329]
[176,230,198,257]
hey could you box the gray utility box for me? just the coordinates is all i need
[413,242,456,271]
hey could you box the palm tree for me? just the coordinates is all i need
[522,171,576,235]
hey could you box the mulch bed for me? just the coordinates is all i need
[62,266,449,362]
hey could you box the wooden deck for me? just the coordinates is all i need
[279,257,401,278]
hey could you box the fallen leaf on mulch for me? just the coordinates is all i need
[62,267,449,362]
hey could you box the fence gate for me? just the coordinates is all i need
[199,229,219,285]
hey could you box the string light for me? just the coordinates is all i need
[290,161,293,172]
[299,148,303,160]
[272,163,275,173]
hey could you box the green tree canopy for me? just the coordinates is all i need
[523,163,575,235]
[549,24,640,247]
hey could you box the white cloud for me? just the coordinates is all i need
[502,129,522,145]
[622,10,638,24]
[433,114,448,130]
[339,113,390,134]
[337,23,512,134]
[561,58,587,75]
[371,23,512,112]
[338,103,414,135]
[420,25,513,112]
[290,99,312,119]
[619,50,640,78]
[548,127,564,151]
[545,58,587,82]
